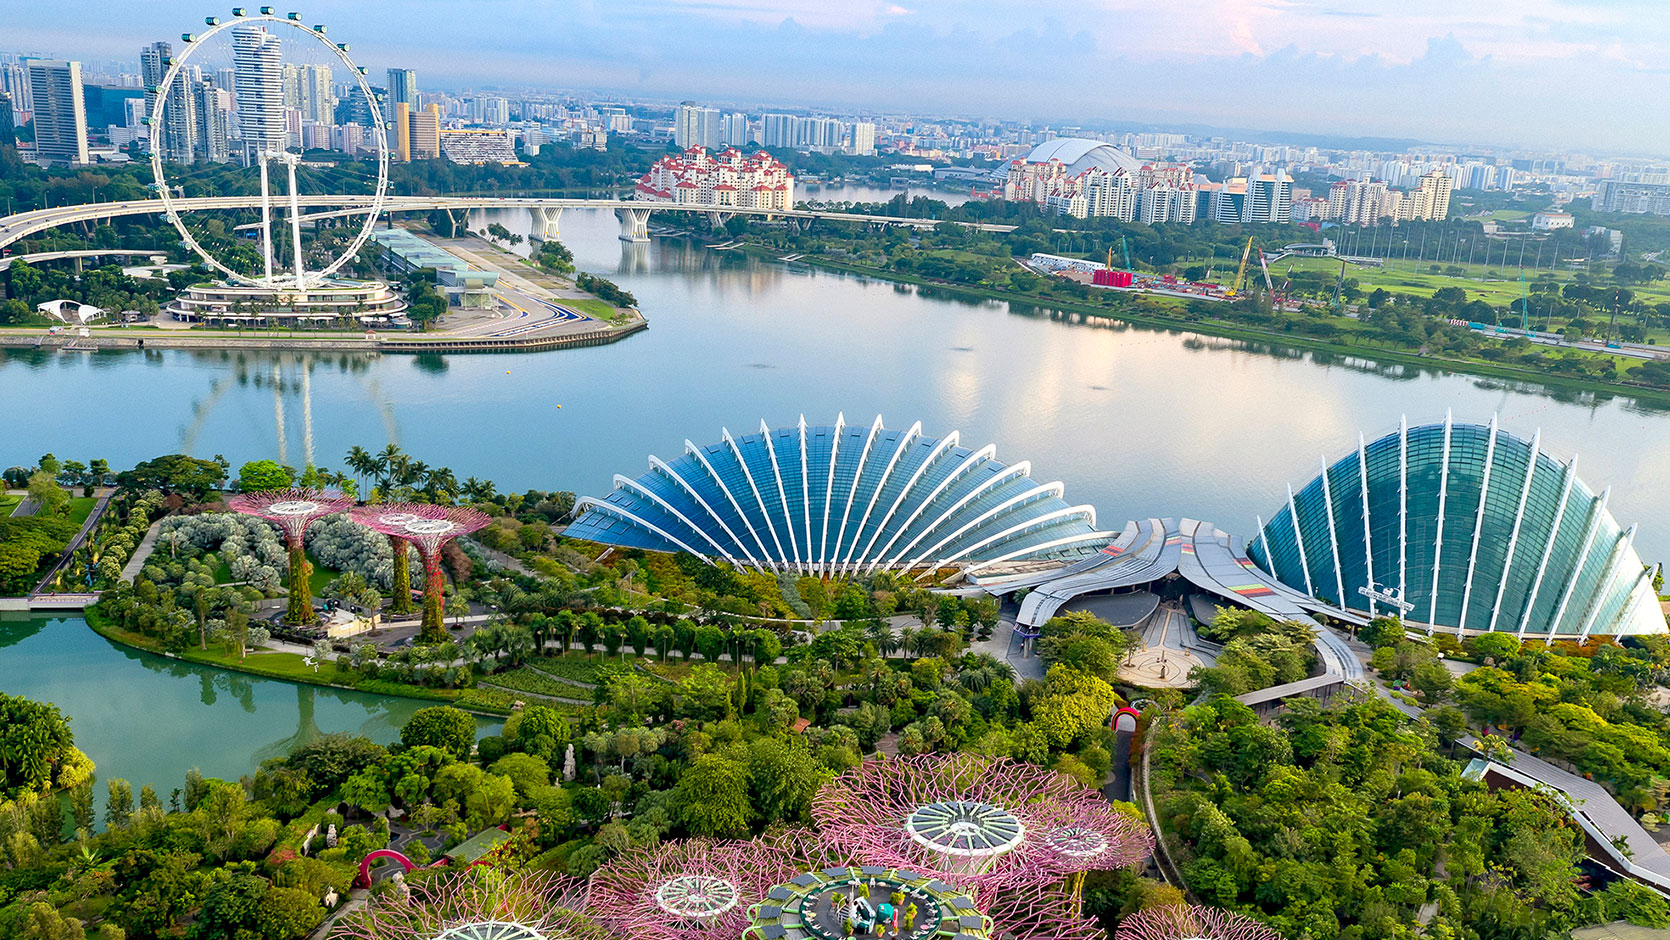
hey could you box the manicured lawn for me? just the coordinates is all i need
[0,494,20,517]
[305,552,340,595]
[564,298,623,319]
[65,497,98,527]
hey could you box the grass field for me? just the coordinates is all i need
[1276,256,1670,308]
[0,494,20,517]
[65,497,97,527]
[565,298,623,319]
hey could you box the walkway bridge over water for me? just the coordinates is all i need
[0,195,1016,251]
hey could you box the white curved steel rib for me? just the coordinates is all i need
[1546,487,1609,641]
[819,413,846,576]
[612,474,743,566]
[834,416,886,570]
[1457,415,1500,632]
[722,427,789,568]
[1606,565,1657,636]
[1287,483,1314,598]
[759,420,803,573]
[1516,456,1577,638]
[1578,525,1636,643]
[903,481,1065,572]
[571,497,712,560]
[1357,432,1377,616]
[1428,412,1453,628]
[856,430,960,576]
[842,421,922,569]
[886,459,1031,569]
[869,443,996,574]
[1487,429,1541,634]
[799,417,812,577]
[920,503,1098,577]
[686,439,772,563]
[649,455,762,571]
[1318,456,1346,607]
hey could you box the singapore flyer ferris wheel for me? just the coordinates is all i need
[149,8,398,321]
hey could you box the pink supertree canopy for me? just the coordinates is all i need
[351,502,490,643]
[586,837,808,940]
[330,869,603,940]
[981,887,1105,940]
[230,489,355,624]
[1115,905,1284,940]
[230,489,355,546]
[811,754,1150,892]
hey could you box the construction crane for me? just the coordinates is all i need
[1227,236,1256,297]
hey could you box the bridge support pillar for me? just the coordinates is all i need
[615,207,652,243]
[705,211,732,230]
[533,206,563,241]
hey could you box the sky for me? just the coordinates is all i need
[7,0,1668,155]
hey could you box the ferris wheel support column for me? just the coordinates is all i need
[258,151,275,284]
[285,155,307,296]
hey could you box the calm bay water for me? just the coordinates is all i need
[0,616,498,795]
[4,206,1666,558]
[4,205,1669,784]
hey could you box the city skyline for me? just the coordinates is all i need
[5,0,1670,156]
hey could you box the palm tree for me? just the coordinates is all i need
[424,467,459,505]
[345,445,375,496]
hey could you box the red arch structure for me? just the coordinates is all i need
[357,848,416,888]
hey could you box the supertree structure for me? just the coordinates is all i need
[742,864,1101,940]
[229,489,353,625]
[1115,905,1283,940]
[811,754,1150,894]
[330,869,604,940]
[587,837,810,940]
[387,530,416,617]
[352,502,489,644]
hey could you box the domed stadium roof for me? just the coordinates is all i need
[1248,414,1662,638]
[566,415,1110,578]
[1020,138,1142,175]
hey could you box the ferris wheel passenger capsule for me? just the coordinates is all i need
[181,33,196,43]
[232,7,247,15]
[259,5,274,13]
[336,43,350,52]
[287,11,302,20]
[205,16,219,25]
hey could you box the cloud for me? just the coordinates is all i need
[8,0,1670,152]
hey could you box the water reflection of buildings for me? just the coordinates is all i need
[179,351,398,461]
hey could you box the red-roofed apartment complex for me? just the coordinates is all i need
[635,147,796,211]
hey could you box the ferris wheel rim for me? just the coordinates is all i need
[150,11,389,289]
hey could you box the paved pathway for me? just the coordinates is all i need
[120,518,166,581]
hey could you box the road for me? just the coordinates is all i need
[0,195,1017,250]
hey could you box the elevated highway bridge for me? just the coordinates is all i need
[0,195,1016,251]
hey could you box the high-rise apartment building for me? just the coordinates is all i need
[468,96,508,126]
[720,112,750,147]
[1,61,32,113]
[0,92,14,149]
[409,102,440,160]
[1401,170,1452,222]
[385,68,417,110]
[282,63,332,125]
[27,60,88,165]
[233,24,284,160]
[760,113,796,149]
[674,103,720,150]
[141,41,198,164]
[192,78,230,163]
[847,121,876,156]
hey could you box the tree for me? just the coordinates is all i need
[676,663,733,719]
[188,873,268,939]
[236,460,294,492]
[747,737,826,825]
[673,754,751,836]
[115,454,228,498]
[488,753,550,798]
[465,773,518,828]
[26,470,69,517]
[400,706,476,761]
[253,886,325,940]
[0,692,90,798]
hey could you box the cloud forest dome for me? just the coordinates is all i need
[1248,414,1663,639]
[567,415,1110,578]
